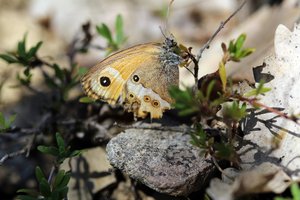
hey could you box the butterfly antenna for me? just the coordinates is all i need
[161,0,174,38]
[159,26,168,39]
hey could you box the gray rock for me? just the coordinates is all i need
[106,128,215,196]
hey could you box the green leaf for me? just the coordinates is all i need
[169,86,193,102]
[219,61,227,91]
[0,54,18,63]
[51,190,59,200]
[44,76,58,89]
[240,48,255,57]
[204,193,212,200]
[17,188,39,196]
[37,146,59,156]
[57,171,71,188]
[244,81,271,97]
[169,86,200,116]
[0,112,5,128]
[215,142,235,160]
[17,195,38,200]
[53,170,65,189]
[96,24,113,43]
[228,40,235,53]
[178,107,199,116]
[79,96,95,103]
[206,80,216,100]
[52,64,64,81]
[115,14,124,45]
[39,179,51,197]
[8,114,17,125]
[23,68,31,77]
[291,183,300,200]
[223,101,247,121]
[69,150,82,157]
[61,187,69,198]
[235,34,246,52]
[190,125,207,149]
[77,67,88,76]
[18,34,27,58]
[230,56,241,62]
[244,88,261,97]
[5,114,16,129]
[27,41,43,58]
[35,166,46,183]
[55,186,68,199]
[56,186,68,196]
[17,73,32,86]
[256,82,271,95]
[56,132,66,154]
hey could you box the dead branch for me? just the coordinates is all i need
[193,0,247,85]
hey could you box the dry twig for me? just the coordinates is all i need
[193,0,247,85]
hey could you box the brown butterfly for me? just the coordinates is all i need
[81,37,186,119]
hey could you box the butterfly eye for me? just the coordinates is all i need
[100,76,111,87]
[143,95,151,102]
[133,75,140,83]
[151,100,160,108]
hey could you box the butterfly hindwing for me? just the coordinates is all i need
[122,59,179,118]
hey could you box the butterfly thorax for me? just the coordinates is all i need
[159,38,183,69]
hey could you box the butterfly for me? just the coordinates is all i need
[81,37,187,119]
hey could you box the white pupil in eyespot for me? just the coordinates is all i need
[133,75,139,82]
[100,76,111,87]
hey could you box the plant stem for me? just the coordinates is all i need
[48,165,56,183]
[196,0,247,62]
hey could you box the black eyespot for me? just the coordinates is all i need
[100,76,111,87]
[133,75,140,82]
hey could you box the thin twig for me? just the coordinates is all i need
[0,114,51,165]
[211,156,224,174]
[24,84,43,95]
[236,95,300,124]
[0,148,27,165]
[190,0,246,89]
[47,165,56,183]
[0,130,37,165]
[26,131,37,157]
[211,156,236,180]
[0,127,38,137]
[196,0,247,62]
[183,66,195,76]
[88,44,105,50]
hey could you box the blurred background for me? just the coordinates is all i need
[0,0,299,199]
[1,0,299,107]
